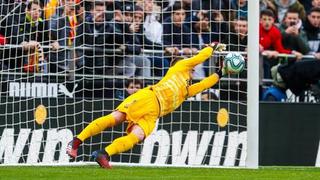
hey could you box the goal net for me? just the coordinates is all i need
[0,0,258,167]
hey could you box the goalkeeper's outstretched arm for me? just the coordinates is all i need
[187,72,222,97]
[176,43,226,69]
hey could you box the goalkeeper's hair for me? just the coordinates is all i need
[170,56,185,67]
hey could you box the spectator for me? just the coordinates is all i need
[268,0,306,22]
[75,1,123,75]
[260,9,302,55]
[157,0,173,13]
[192,0,236,11]
[116,78,144,99]
[44,0,60,19]
[271,60,320,96]
[132,5,162,49]
[260,0,269,11]
[192,0,236,21]
[228,17,248,52]
[103,0,116,21]
[161,0,194,21]
[312,0,320,8]
[234,0,248,18]
[190,10,212,47]
[136,0,162,44]
[299,0,320,14]
[211,11,230,43]
[190,10,212,78]
[125,78,143,96]
[162,0,194,19]
[181,0,193,19]
[303,7,320,59]
[279,9,310,55]
[49,0,77,73]
[133,4,169,77]
[75,1,85,24]
[115,4,151,77]
[163,2,196,61]
[14,0,49,46]
[11,0,55,72]
[259,9,302,78]
[176,1,230,43]
[224,17,248,79]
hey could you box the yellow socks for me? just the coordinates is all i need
[105,133,139,156]
[77,114,116,142]
[77,114,140,157]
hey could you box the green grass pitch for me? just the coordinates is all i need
[0,166,319,180]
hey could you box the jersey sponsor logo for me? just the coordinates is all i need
[140,129,247,166]
[9,82,78,98]
[0,128,73,164]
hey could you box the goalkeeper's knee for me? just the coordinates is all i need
[130,125,145,142]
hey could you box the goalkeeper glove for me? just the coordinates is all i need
[217,67,227,78]
[216,59,227,78]
[210,42,226,52]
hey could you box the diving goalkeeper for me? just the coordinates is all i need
[66,43,226,169]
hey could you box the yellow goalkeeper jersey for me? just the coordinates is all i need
[152,47,220,117]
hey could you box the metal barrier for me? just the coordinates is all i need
[261,51,316,59]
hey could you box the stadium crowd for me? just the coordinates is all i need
[0,0,319,99]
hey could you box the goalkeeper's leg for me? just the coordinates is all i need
[92,125,144,169]
[66,111,125,158]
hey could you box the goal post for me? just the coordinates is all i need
[246,0,260,169]
[0,0,259,168]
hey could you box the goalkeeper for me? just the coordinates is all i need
[67,43,226,169]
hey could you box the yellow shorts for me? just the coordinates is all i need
[116,87,160,137]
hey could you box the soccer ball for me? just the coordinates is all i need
[224,52,245,74]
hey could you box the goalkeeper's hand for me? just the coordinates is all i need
[210,42,226,52]
[217,59,228,78]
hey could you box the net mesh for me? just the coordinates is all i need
[0,0,248,166]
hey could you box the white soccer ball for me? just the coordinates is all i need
[224,52,245,74]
